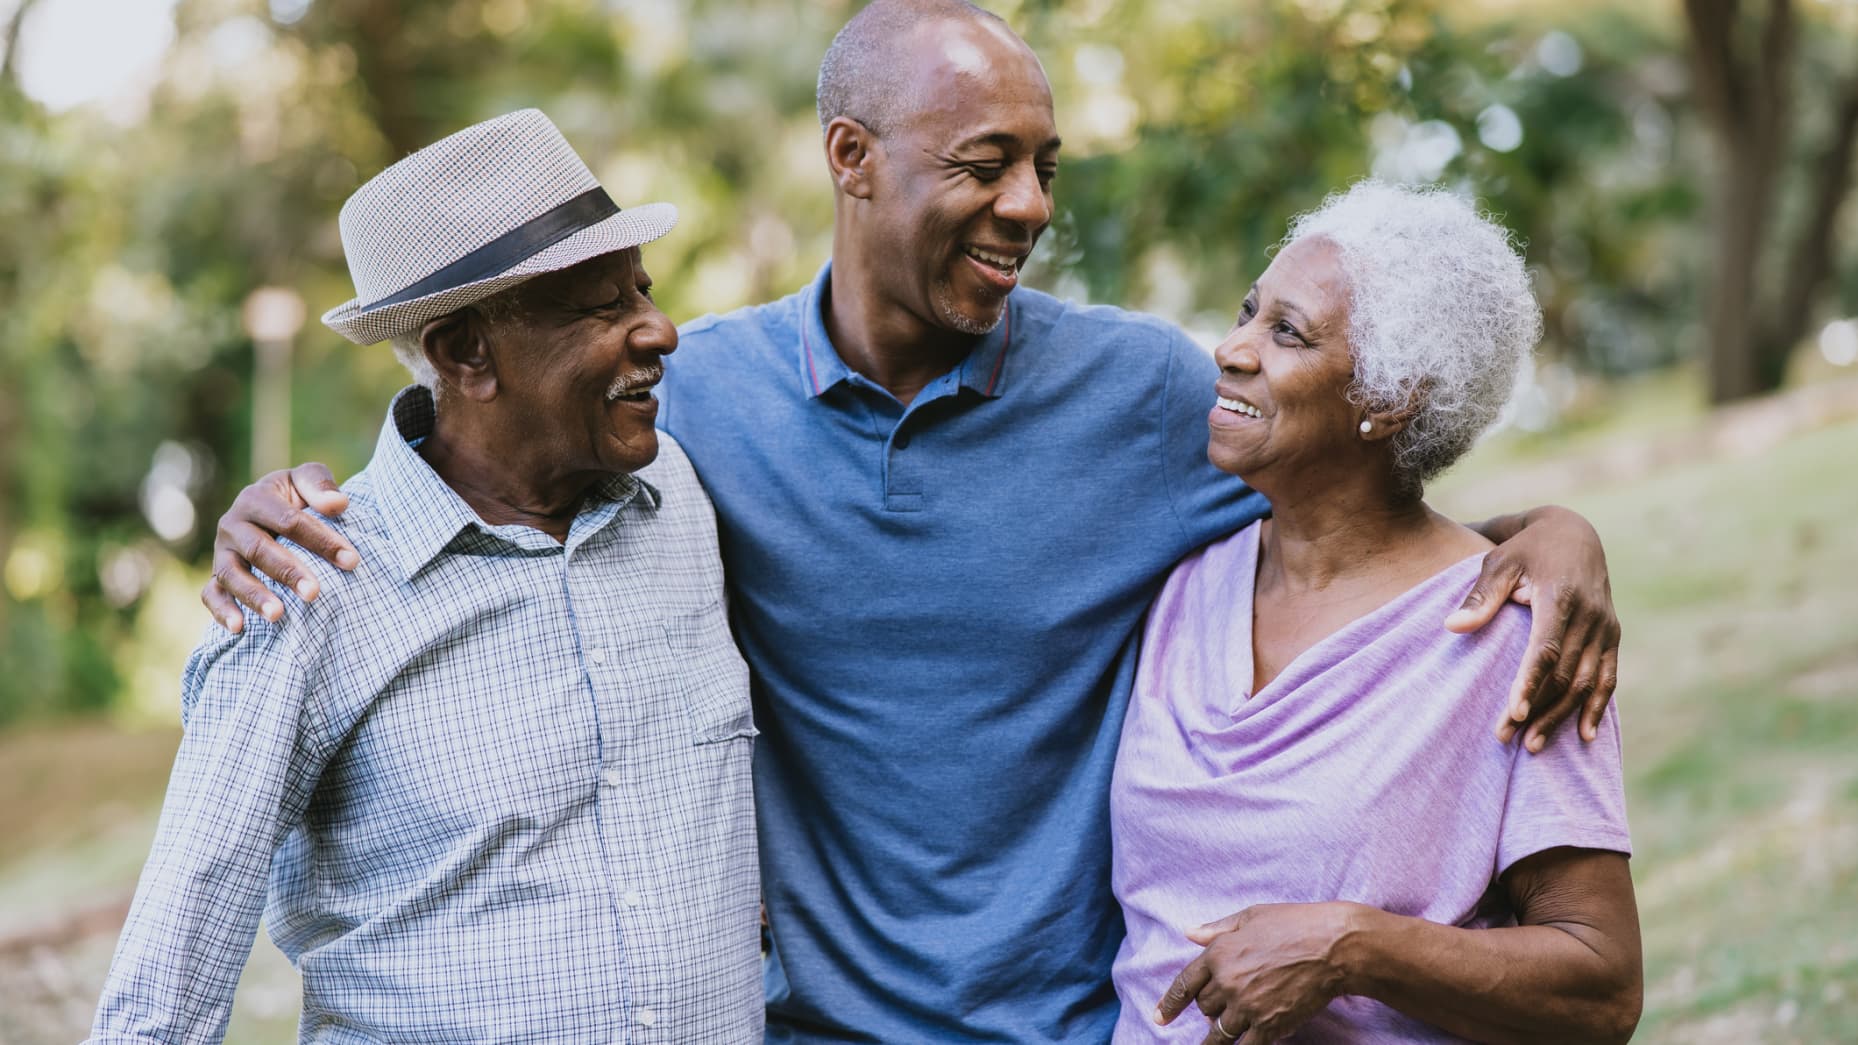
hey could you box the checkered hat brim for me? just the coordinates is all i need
[321,109,677,345]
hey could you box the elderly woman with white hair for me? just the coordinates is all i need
[1110,182,1641,1044]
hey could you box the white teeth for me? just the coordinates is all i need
[1217,396,1262,418]
[606,370,660,402]
[964,246,1018,270]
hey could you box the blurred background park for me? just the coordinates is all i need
[0,0,1855,1040]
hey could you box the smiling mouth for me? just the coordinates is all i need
[605,369,662,403]
[962,245,1025,276]
[1217,395,1263,418]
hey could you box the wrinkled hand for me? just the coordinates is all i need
[200,462,358,631]
[1155,902,1355,1044]
[1445,506,1621,752]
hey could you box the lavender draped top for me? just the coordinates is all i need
[1110,521,1630,1042]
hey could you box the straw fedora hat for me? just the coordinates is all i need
[321,109,676,345]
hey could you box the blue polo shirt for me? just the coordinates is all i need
[658,264,1269,1043]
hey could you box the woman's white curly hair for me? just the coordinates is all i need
[1283,180,1542,493]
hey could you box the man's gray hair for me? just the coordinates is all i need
[1283,180,1542,493]
[384,284,530,395]
[388,334,439,392]
[816,0,1004,137]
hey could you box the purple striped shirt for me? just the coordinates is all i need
[1110,521,1630,1042]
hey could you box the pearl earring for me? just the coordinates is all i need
[1359,420,1373,434]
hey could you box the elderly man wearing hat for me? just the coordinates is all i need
[87,110,761,1043]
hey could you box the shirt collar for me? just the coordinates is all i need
[796,261,1015,401]
[368,386,659,582]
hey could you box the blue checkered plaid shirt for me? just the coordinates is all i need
[88,387,762,1044]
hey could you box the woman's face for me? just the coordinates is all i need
[1207,236,1361,486]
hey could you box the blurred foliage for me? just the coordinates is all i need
[0,0,1853,721]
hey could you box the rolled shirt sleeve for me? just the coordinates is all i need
[88,606,331,1044]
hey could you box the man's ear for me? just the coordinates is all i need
[421,309,498,403]
[824,116,881,200]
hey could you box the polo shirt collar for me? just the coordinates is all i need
[796,262,1015,401]
[368,386,659,582]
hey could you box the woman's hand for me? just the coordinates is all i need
[200,462,358,631]
[1448,505,1621,752]
[1155,902,1357,1044]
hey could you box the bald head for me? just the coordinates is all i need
[817,0,1029,138]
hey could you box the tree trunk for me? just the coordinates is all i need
[1685,0,1811,404]
[1754,77,1858,385]
[1705,144,1779,402]
[0,0,38,87]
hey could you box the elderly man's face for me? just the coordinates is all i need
[866,19,1060,336]
[489,248,676,477]
[1207,236,1359,483]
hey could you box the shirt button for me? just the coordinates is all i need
[624,889,643,907]
[636,1007,657,1028]
[894,432,911,449]
[588,648,607,664]
[601,769,622,788]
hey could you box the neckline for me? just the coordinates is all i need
[1232,523,1488,713]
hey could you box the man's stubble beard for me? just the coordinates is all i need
[932,276,1006,337]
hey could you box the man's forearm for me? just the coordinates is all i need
[1332,905,1639,1045]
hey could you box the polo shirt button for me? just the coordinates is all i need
[601,769,622,788]
[894,432,911,449]
[588,648,607,664]
[636,1007,657,1028]
[624,889,643,907]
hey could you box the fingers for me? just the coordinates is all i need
[201,576,244,633]
[1196,1007,1246,1045]
[1156,954,1213,1025]
[1495,584,1574,744]
[211,538,287,621]
[290,462,350,518]
[1581,638,1621,742]
[1444,554,1522,634]
[1187,909,1249,945]
[234,503,337,598]
[262,493,358,573]
[1522,637,1600,753]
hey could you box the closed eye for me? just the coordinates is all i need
[595,283,654,312]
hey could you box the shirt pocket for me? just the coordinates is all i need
[663,603,757,745]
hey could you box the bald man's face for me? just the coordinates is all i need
[862,18,1060,337]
